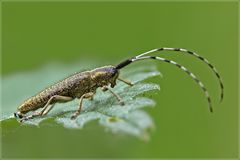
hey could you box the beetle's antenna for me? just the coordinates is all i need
[133,56,213,112]
[135,48,224,102]
[116,57,134,70]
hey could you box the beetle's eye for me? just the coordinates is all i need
[111,69,118,77]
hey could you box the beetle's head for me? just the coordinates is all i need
[91,65,119,88]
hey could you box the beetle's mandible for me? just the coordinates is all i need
[15,48,224,122]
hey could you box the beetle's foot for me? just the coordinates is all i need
[119,100,125,106]
[20,116,31,122]
[70,116,76,120]
[129,82,134,86]
[19,115,34,122]
[71,115,77,120]
[19,111,42,122]
[71,112,80,120]
[118,77,134,86]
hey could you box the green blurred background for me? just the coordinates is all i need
[1,1,238,158]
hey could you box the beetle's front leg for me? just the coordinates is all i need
[101,86,124,105]
[71,92,95,120]
[20,95,73,122]
[118,77,134,86]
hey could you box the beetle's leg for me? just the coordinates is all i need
[117,77,134,86]
[102,86,124,105]
[41,96,73,116]
[71,92,94,120]
[20,95,73,122]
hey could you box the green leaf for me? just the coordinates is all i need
[1,62,161,139]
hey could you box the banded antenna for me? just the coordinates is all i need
[116,48,224,112]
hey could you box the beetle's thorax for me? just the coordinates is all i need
[90,65,119,88]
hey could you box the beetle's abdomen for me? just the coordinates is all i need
[18,95,46,113]
[17,71,92,114]
[18,86,68,113]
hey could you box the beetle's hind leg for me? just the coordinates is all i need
[14,111,25,119]
[20,95,73,122]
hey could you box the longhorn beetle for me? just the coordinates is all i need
[15,48,224,122]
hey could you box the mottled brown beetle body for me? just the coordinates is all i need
[15,47,224,121]
[16,66,119,119]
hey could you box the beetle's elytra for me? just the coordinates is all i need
[15,48,224,122]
